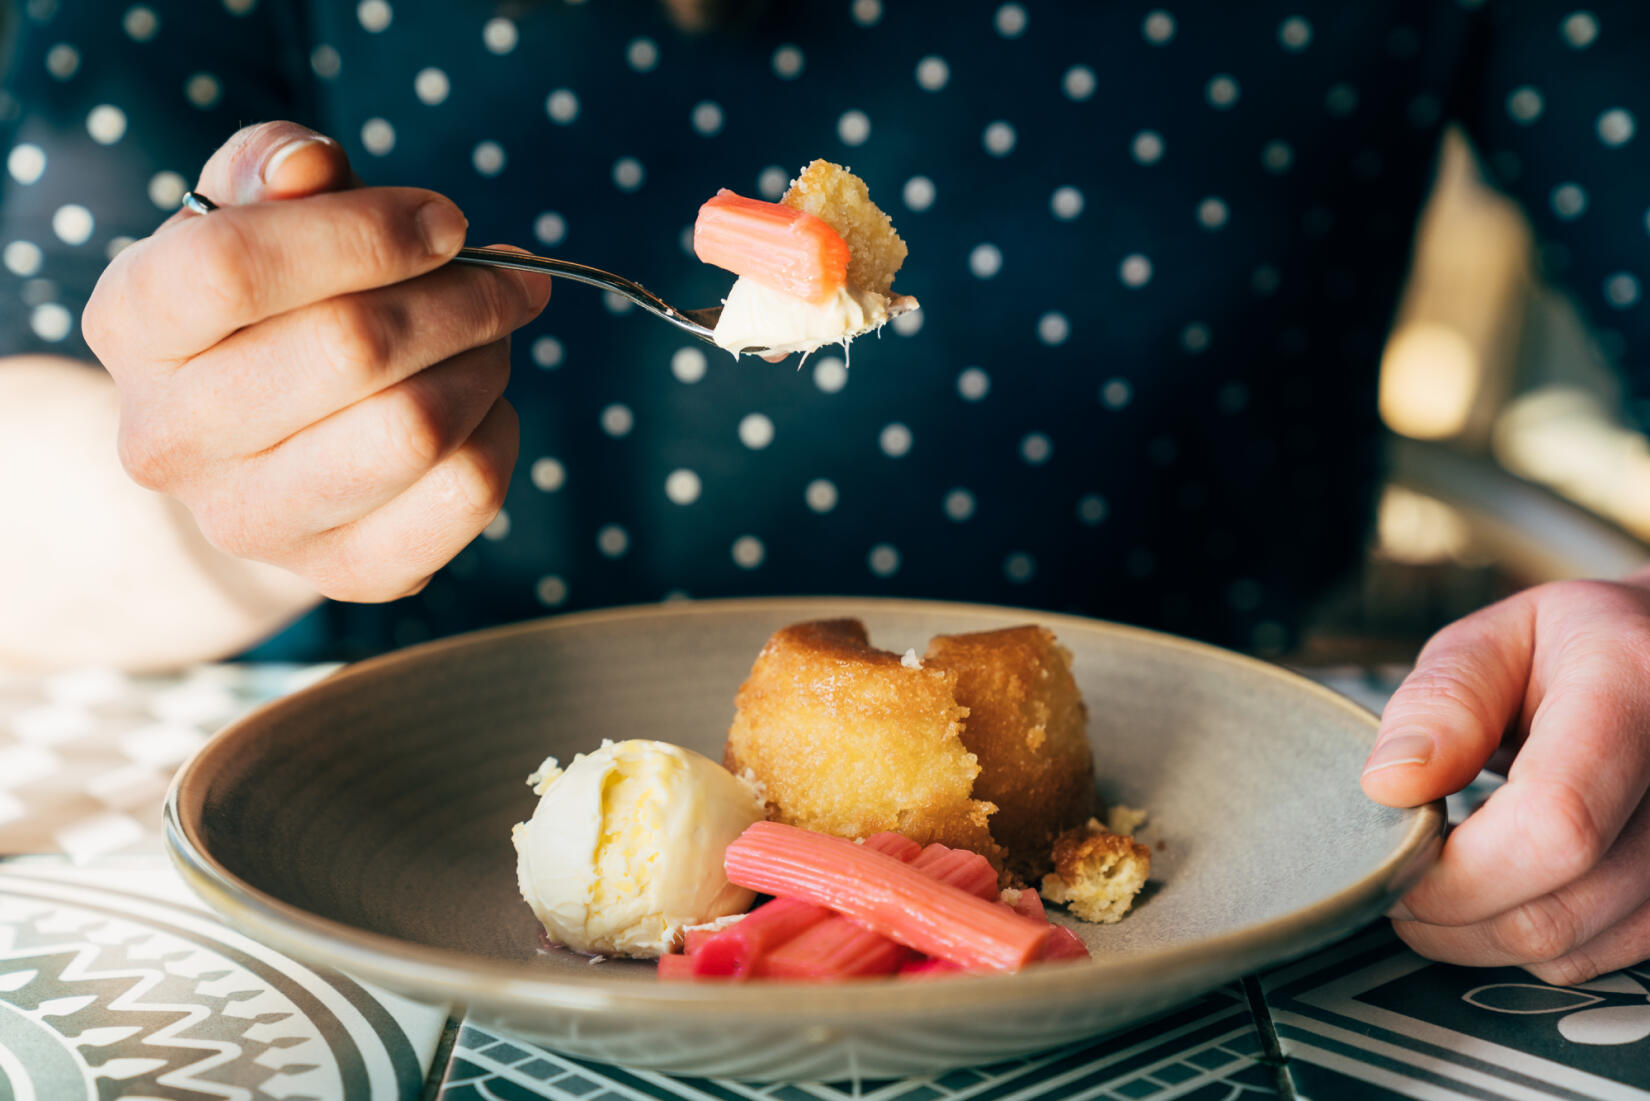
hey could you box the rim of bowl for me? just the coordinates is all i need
[165,595,1445,1020]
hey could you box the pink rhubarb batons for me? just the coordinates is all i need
[692,189,852,304]
[723,821,1050,972]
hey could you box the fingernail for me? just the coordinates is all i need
[416,200,468,257]
[1387,899,1415,921]
[1362,732,1434,777]
[261,136,330,186]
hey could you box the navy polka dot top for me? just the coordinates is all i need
[2,0,1646,659]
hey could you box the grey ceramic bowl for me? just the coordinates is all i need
[165,597,1443,1080]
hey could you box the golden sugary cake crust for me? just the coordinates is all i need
[782,159,908,295]
[723,619,1001,859]
[924,626,1100,881]
[1039,818,1152,924]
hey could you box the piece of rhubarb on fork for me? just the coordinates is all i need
[693,189,851,304]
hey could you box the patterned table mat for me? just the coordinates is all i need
[3,661,1647,1101]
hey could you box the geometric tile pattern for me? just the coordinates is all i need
[437,988,1279,1101]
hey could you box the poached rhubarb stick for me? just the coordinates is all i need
[691,831,919,978]
[724,822,1049,972]
[693,189,851,303]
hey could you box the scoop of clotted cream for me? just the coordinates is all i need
[712,275,919,357]
[512,739,766,957]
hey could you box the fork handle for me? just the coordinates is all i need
[453,247,713,341]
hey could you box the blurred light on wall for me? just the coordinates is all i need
[1376,484,1473,563]
[1378,322,1481,440]
[1493,386,1650,541]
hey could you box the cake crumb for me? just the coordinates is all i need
[1039,817,1152,924]
[900,648,923,669]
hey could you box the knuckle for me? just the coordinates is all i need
[315,295,394,382]
[436,441,510,524]
[1493,895,1583,963]
[1518,778,1608,885]
[193,500,268,561]
[1527,952,1602,988]
[115,412,185,490]
[1388,663,1503,732]
[189,219,263,319]
[377,384,452,472]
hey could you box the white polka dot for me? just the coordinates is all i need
[1326,83,1358,116]
[546,88,579,124]
[600,404,634,437]
[20,279,53,307]
[892,309,923,337]
[531,335,563,368]
[361,118,395,156]
[732,535,765,569]
[603,291,634,315]
[185,72,221,109]
[612,157,644,191]
[223,0,255,14]
[535,575,568,606]
[851,0,882,26]
[1551,182,1587,220]
[771,44,804,79]
[148,170,185,209]
[672,346,708,383]
[1142,9,1175,43]
[1063,65,1097,100]
[665,468,701,505]
[969,243,1003,278]
[903,176,936,211]
[4,241,41,276]
[1261,140,1293,173]
[1004,552,1036,584]
[1598,108,1635,146]
[1119,253,1153,288]
[1131,130,1164,164]
[879,422,912,458]
[1507,86,1543,124]
[481,509,510,541]
[597,524,629,557]
[104,235,132,260]
[943,488,975,521]
[45,44,79,80]
[357,0,391,31]
[995,3,1027,37]
[534,211,566,246]
[8,144,45,185]
[915,55,949,91]
[414,67,449,105]
[691,101,724,136]
[531,457,565,491]
[982,121,1016,156]
[51,204,93,246]
[805,479,838,513]
[1181,322,1211,353]
[957,367,989,401]
[1020,432,1052,465]
[868,543,900,577]
[1279,15,1312,50]
[1037,312,1070,345]
[1050,186,1084,220]
[483,16,518,54]
[1100,378,1132,409]
[1196,196,1228,229]
[1604,272,1640,309]
[813,355,848,393]
[739,412,775,449]
[1077,494,1108,524]
[1206,75,1240,109]
[473,141,506,177]
[1218,381,1250,413]
[626,37,659,71]
[838,110,871,146]
[310,45,341,80]
[1251,265,1280,296]
[123,6,158,41]
[30,302,71,342]
[1562,10,1598,48]
[757,165,788,200]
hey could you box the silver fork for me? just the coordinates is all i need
[181,190,726,347]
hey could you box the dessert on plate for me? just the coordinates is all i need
[693,159,918,356]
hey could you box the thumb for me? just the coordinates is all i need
[194,120,354,208]
[1361,589,1536,808]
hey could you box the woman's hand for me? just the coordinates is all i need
[83,121,552,602]
[1362,566,1650,984]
